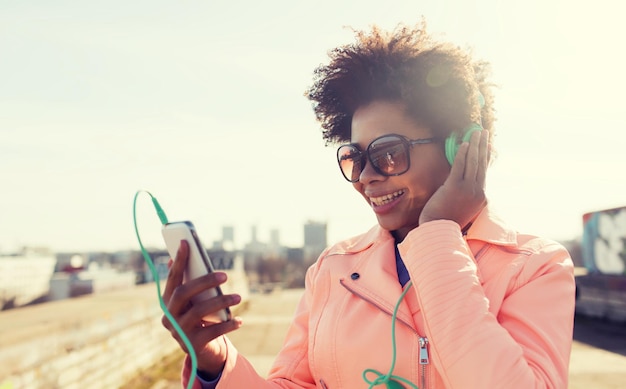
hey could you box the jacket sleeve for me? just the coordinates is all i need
[399,220,575,389]
[181,259,323,389]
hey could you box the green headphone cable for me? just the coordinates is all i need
[132,190,198,389]
[362,280,419,389]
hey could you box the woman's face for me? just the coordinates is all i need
[350,100,451,241]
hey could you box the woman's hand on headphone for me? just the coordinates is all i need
[419,129,489,229]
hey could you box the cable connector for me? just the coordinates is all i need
[151,196,169,225]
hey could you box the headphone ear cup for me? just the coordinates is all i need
[444,124,483,166]
[444,133,459,166]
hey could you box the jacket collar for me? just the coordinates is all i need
[465,206,519,248]
[326,223,393,257]
[327,205,518,257]
[332,206,519,328]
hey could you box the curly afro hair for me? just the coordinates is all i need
[305,21,495,146]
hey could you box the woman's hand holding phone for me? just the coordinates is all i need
[160,240,243,378]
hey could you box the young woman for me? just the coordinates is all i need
[162,22,575,389]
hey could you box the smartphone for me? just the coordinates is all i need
[161,221,232,323]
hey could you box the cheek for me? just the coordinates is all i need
[434,161,452,185]
[407,163,449,196]
[430,165,450,187]
[353,183,368,200]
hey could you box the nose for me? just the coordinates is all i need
[358,157,385,184]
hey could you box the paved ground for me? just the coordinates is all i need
[141,288,626,388]
[569,313,626,389]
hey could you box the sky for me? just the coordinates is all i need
[2,0,626,253]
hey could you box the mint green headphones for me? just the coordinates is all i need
[444,123,483,166]
[444,91,485,165]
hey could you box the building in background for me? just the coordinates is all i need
[0,247,56,309]
[304,220,327,263]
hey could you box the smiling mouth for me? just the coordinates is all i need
[370,190,405,206]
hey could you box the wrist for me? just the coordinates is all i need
[196,335,228,378]
[197,367,222,381]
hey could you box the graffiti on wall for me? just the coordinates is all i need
[582,207,626,275]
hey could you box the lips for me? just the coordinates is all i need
[369,190,405,206]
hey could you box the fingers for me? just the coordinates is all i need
[161,290,243,357]
[463,130,478,181]
[460,130,481,181]
[167,318,243,368]
[162,270,238,324]
[166,272,229,320]
[194,318,243,345]
[162,289,239,331]
[475,130,489,187]
[196,292,241,325]
[453,129,488,183]
[449,141,469,182]
[162,240,189,303]
[163,314,243,360]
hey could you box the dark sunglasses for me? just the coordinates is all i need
[337,134,436,182]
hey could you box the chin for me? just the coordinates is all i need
[375,216,402,233]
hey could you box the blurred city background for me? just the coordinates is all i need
[0,219,330,311]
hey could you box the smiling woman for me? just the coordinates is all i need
[155,20,577,389]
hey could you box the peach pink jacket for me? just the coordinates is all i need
[183,207,575,388]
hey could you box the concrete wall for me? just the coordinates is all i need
[0,268,248,389]
[49,270,137,301]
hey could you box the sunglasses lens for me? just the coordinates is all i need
[369,137,408,175]
[337,145,361,182]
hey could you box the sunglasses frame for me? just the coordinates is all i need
[337,134,437,183]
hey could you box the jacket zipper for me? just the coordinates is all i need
[319,379,328,389]
[341,280,430,388]
[419,336,430,389]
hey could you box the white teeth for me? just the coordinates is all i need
[370,190,404,206]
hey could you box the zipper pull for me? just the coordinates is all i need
[320,379,328,389]
[419,337,429,365]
